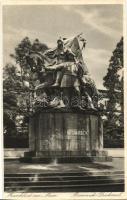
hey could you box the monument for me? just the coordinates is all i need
[20,34,111,163]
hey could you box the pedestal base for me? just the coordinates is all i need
[20,155,112,163]
[21,110,112,163]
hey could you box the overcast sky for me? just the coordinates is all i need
[3,4,123,89]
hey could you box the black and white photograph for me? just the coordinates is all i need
[1,0,126,199]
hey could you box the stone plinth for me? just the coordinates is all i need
[20,109,112,163]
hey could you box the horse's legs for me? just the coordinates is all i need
[85,92,95,109]
[74,86,80,96]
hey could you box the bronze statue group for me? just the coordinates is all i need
[25,34,100,110]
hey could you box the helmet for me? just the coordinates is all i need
[57,37,63,44]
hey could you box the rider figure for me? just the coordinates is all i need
[45,37,79,87]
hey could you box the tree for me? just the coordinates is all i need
[3,64,22,135]
[103,37,123,145]
[4,37,49,136]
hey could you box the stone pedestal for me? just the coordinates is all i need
[20,109,111,163]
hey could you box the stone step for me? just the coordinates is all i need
[4,170,124,177]
[4,178,124,187]
[5,174,124,182]
[4,170,124,192]
[4,182,124,192]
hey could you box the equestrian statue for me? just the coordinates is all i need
[25,34,99,110]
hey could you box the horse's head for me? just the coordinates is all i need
[26,52,45,73]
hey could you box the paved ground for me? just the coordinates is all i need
[104,148,124,157]
[4,158,124,174]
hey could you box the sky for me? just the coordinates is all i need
[3,4,123,89]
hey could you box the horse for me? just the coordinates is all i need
[26,51,99,109]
